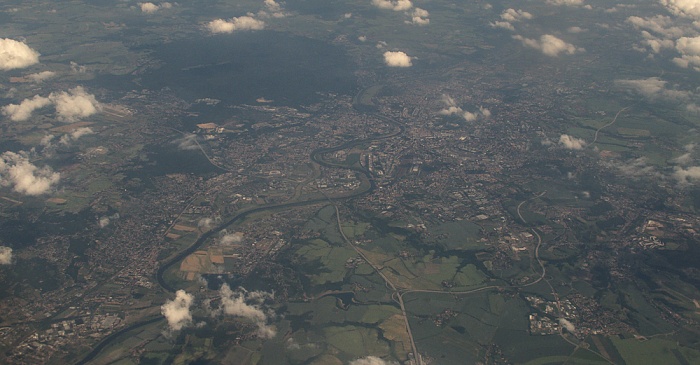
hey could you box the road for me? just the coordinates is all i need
[591,106,630,145]
[329,202,422,365]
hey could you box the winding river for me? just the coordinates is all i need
[74,90,403,364]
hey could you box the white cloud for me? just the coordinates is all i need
[0,246,12,265]
[264,0,282,13]
[198,217,214,230]
[174,134,199,150]
[558,134,586,150]
[669,143,699,179]
[49,86,102,122]
[625,5,700,66]
[0,38,40,71]
[438,95,490,121]
[371,0,413,11]
[70,61,87,74]
[500,8,533,22]
[674,36,700,70]
[546,0,587,6]
[2,87,100,123]
[349,356,399,365]
[220,232,243,245]
[673,165,700,184]
[661,0,700,19]
[25,70,56,83]
[138,2,160,13]
[358,36,367,42]
[463,106,491,121]
[490,21,515,31]
[2,95,51,122]
[207,16,266,34]
[490,9,532,31]
[217,284,276,339]
[672,152,693,165]
[383,51,412,67]
[567,26,586,33]
[626,15,687,40]
[615,77,692,102]
[615,157,661,179]
[0,151,60,195]
[161,290,194,331]
[59,127,94,146]
[40,135,55,148]
[260,0,288,18]
[98,213,119,228]
[138,2,171,13]
[559,318,576,332]
[406,8,429,25]
[513,34,584,56]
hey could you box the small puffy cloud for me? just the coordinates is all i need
[438,95,490,121]
[174,134,199,150]
[500,8,533,22]
[546,0,587,6]
[406,8,429,25]
[615,77,692,102]
[0,246,12,265]
[672,152,693,165]
[490,8,532,31]
[383,51,412,67]
[491,21,515,31]
[567,26,586,33]
[218,284,276,339]
[98,213,119,228]
[220,232,244,245]
[673,165,700,184]
[358,36,367,42]
[0,151,60,195]
[558,134,586,150]
[198,217,214,229]
[626,15,686,40]
[260,0,287,18]
[49,86,102,122]
[161,290,194,331]
[207,16,265,34]
[138,2,171,13]
[25,70,56,83]
[674,36,700,70]
[70,61,87,74]
[2,95,51,121]
[371,0,413,11]
[59,127,94,146]
[139,2,160,13]
[463,106,491,121]
[513,34,584,56]
[614,157,661,179]
[40,135,55,148]
[349,356,399,365]
[0,38,40,71]
[559,318,576,332]
[264,0,281,13]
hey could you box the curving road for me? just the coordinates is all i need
[591,106,630,146]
